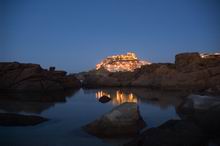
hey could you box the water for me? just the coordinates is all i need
[0,88,188,146]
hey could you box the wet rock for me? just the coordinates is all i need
[0,113,48,126]
[125,120,206,146]
[98,95,111,103]
[177,94,220,136]
[83,102,146,138]
[0,62,81,91]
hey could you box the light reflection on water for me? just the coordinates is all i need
[96,90,138,105]
[0,88,189,146]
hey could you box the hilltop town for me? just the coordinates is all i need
[96,52,151,72]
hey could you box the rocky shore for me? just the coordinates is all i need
[79,52,220,94]
[124,94,220,146]
[1,52,219,93]
[80,92,220,146]
[0,62,81,92]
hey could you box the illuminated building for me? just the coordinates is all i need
[96,52,151,72]
[200,53,220,58]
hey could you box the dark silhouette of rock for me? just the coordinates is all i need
[0,113,48,126]
[83,102,146,138]
[177,94,220,136]
[98,95,111,103]
[0,62,81,91]
[125,120,206,146]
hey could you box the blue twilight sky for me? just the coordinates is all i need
[0,0,220,73]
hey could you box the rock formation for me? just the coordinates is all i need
[0,62,81,92]
[80,52,220,93]
[83,102,146,138]
[176,94,220,136]
[125,120,205,146]
[132,52,220,92]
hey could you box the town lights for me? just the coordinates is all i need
[96,52,151,72]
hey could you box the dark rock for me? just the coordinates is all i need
[0,113,48,126]
[98,95,111,103]
[0,62,81,91]
[177,94,220,136]
[125,120,206,146]
[175,52,202,71]
[81,68,136,87]
[83,102,146,138]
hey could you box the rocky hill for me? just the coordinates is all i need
[80,52,220,94]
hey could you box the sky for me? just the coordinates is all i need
[1,0,220,73]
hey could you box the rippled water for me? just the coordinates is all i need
[0,88,188,146]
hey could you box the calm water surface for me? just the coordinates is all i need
[0,88,187,146]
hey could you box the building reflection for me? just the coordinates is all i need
[96,91,110,98]
[96,90,138,105]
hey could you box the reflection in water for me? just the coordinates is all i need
[90,88,189,108]
[0,88,191,146]
[96,90,138,105]
[96,91,110,98]
[0,89,79,114]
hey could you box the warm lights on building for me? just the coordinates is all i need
[200,53,220,58]
[96,52,151,72]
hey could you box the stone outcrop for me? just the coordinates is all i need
[81,52,220,93]
[125,120,205,146]
[0,113,48,126]
[83,102,146,138]
[80,68,136,87]
[0,62,81,92]
[177,94,220,136]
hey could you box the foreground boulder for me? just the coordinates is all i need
[125,120,205,146]
[0,62,81,91]
[177,94,220,136]
[83,102,146,138]
[0,113,48,126]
